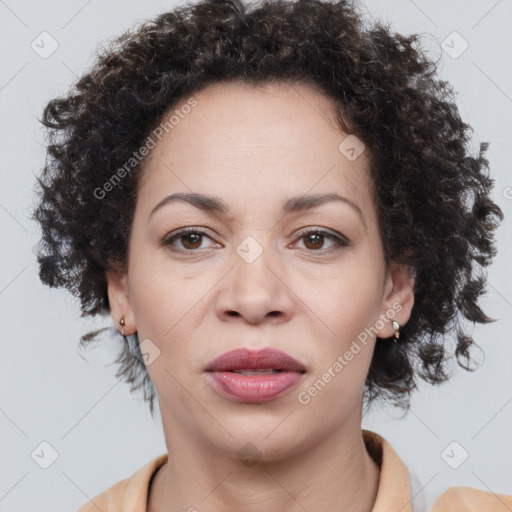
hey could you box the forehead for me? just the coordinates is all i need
[137,80,375,222]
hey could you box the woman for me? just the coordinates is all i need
[31,0,510,510]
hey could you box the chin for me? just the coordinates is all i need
[202,415,314,462]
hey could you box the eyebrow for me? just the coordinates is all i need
[149,192,366,228]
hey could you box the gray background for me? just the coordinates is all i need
[0,0,511,511]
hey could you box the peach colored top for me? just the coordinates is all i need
[76,429,511,512]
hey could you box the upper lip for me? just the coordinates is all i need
[205,347,306,373]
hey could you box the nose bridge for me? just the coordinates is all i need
[215,231,294,323]
[232,232,280,293]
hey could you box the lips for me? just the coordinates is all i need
[205,347,306,403]
[205,347,306,373]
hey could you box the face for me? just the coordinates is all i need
[107,80,415,461]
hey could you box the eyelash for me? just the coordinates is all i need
[160,227,349,254]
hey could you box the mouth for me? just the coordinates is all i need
[228,369,284,374]
[205,347,306,373]
[205,347,306,403]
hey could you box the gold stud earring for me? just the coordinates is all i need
[120,316,125,337]
[392,321,400,343]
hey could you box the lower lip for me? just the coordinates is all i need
[206,371,304,403]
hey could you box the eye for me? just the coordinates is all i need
[160,227,220,252]
[160,227,349,254]
[293,228,348,252]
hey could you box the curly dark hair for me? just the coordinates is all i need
[31,0,504,418]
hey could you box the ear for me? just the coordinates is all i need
[106,271,136,336]
[376,260,415,339]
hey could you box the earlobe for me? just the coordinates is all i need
[378,261,415,339]
[106,271,136,336]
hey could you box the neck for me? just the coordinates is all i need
[148,413,380,512]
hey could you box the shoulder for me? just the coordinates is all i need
[76,477,131,512]
[75,453,168,512]
[430,485,512,511]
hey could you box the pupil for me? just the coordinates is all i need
[306,233,323,249]
[183,233,201,249]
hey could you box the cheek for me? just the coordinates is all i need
[301,257,383,334]
[127,247,215,366]
[127,245,181,339]
[300,254,382,384]
[298,340,374,422]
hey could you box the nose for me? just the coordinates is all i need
[215,240,295,325]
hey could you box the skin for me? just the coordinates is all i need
[107,80,415,512]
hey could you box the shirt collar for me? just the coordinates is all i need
[362,429,413,512]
